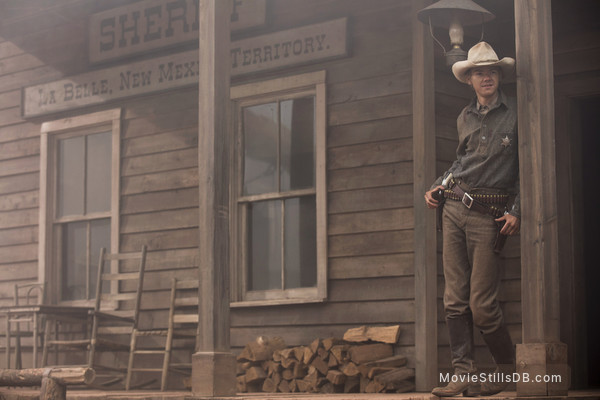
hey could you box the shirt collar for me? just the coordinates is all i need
[467,90,508,115]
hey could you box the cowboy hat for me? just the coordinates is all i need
[452,41,515,84]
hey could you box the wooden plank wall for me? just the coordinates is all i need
[433,66,522,376]
[0,1,89,309]
[229,0,417,364]
[0,0,200,367]
[0,0,89,365]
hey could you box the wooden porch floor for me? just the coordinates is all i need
[1,390,600,400]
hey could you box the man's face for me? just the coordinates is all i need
[467,66,501,100]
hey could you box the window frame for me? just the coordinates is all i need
[39,109,121,306]
[230,71,327,307]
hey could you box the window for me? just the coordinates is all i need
[231,72,327,305]
[39,109,121,304]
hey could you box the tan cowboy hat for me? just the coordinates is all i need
[452,41,515,84]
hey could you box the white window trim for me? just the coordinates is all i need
[229,71,327,307]
[38,108,121,305]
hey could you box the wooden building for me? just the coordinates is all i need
[0,0,598,396]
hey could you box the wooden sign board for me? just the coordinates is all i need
[24,18,348,118]
[24,50,200,118]
[231,18,348,76]
[89,0,266,64]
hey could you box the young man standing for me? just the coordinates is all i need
[425,42,520,397]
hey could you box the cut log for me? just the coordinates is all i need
[344,375,361,393]
[289,379,298,392]
[292,346,306,361]
[341,362,361,377]
[326,370,346,385]
[293,362,308,379]
[330,344,350,363]
[238,336,286,362]
[359,354,407,377]
[263,360,281,376]
[274,347,296,364]
[310,356,329,375]
[359,376,370,393]
[343,326,369,342]
[328,352,340,368]
[247,339,277,361]
[282,368,294,381]
[364,354,407,368]
[367,366,396,379]
[0,368,95,386]
[303,346,316,364]
[364,379,381,393]
[319,381,335,393]
[373,367,415,386]
[309,338,321,354]
[322,337,344,351]
[296,379,313,392]
[343,325,401,344]
[41,377,66,400]
[245,366,267,384]
[272,372,282,386]
[317,347,329,360]
[304,367,319,388]
[281,357,297,369]
[278,379,291,393]
[262,377,278,393]
[348,343,394,364]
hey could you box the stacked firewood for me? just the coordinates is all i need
[236,325,415,394]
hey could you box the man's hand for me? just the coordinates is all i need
[425,185,445,209]
[495,213,520,235]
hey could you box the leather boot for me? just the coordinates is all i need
[480,325,515,396]
[432,315,481,397]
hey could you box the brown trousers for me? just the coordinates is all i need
[442,200,505,335]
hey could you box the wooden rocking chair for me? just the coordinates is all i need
[42,245,147,388]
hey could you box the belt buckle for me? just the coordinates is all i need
[462,193,474,209]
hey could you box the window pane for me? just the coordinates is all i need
[90,219,111,297]
[284,196,317,289]
[61,221,87,301]
[57,136,85,217]
[247,200,282,291]
[243,103,278,195]
[86,132,112,213]
[280,97,315,192]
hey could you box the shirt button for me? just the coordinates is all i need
[482,136,486,140]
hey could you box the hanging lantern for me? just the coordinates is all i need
[417,0,495,66]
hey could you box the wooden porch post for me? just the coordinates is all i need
[192,0,236,397]
[412,0,438,391]
[514,1,569,395]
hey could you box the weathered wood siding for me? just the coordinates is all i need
[0,0,200,367]
[0,0,85,364]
